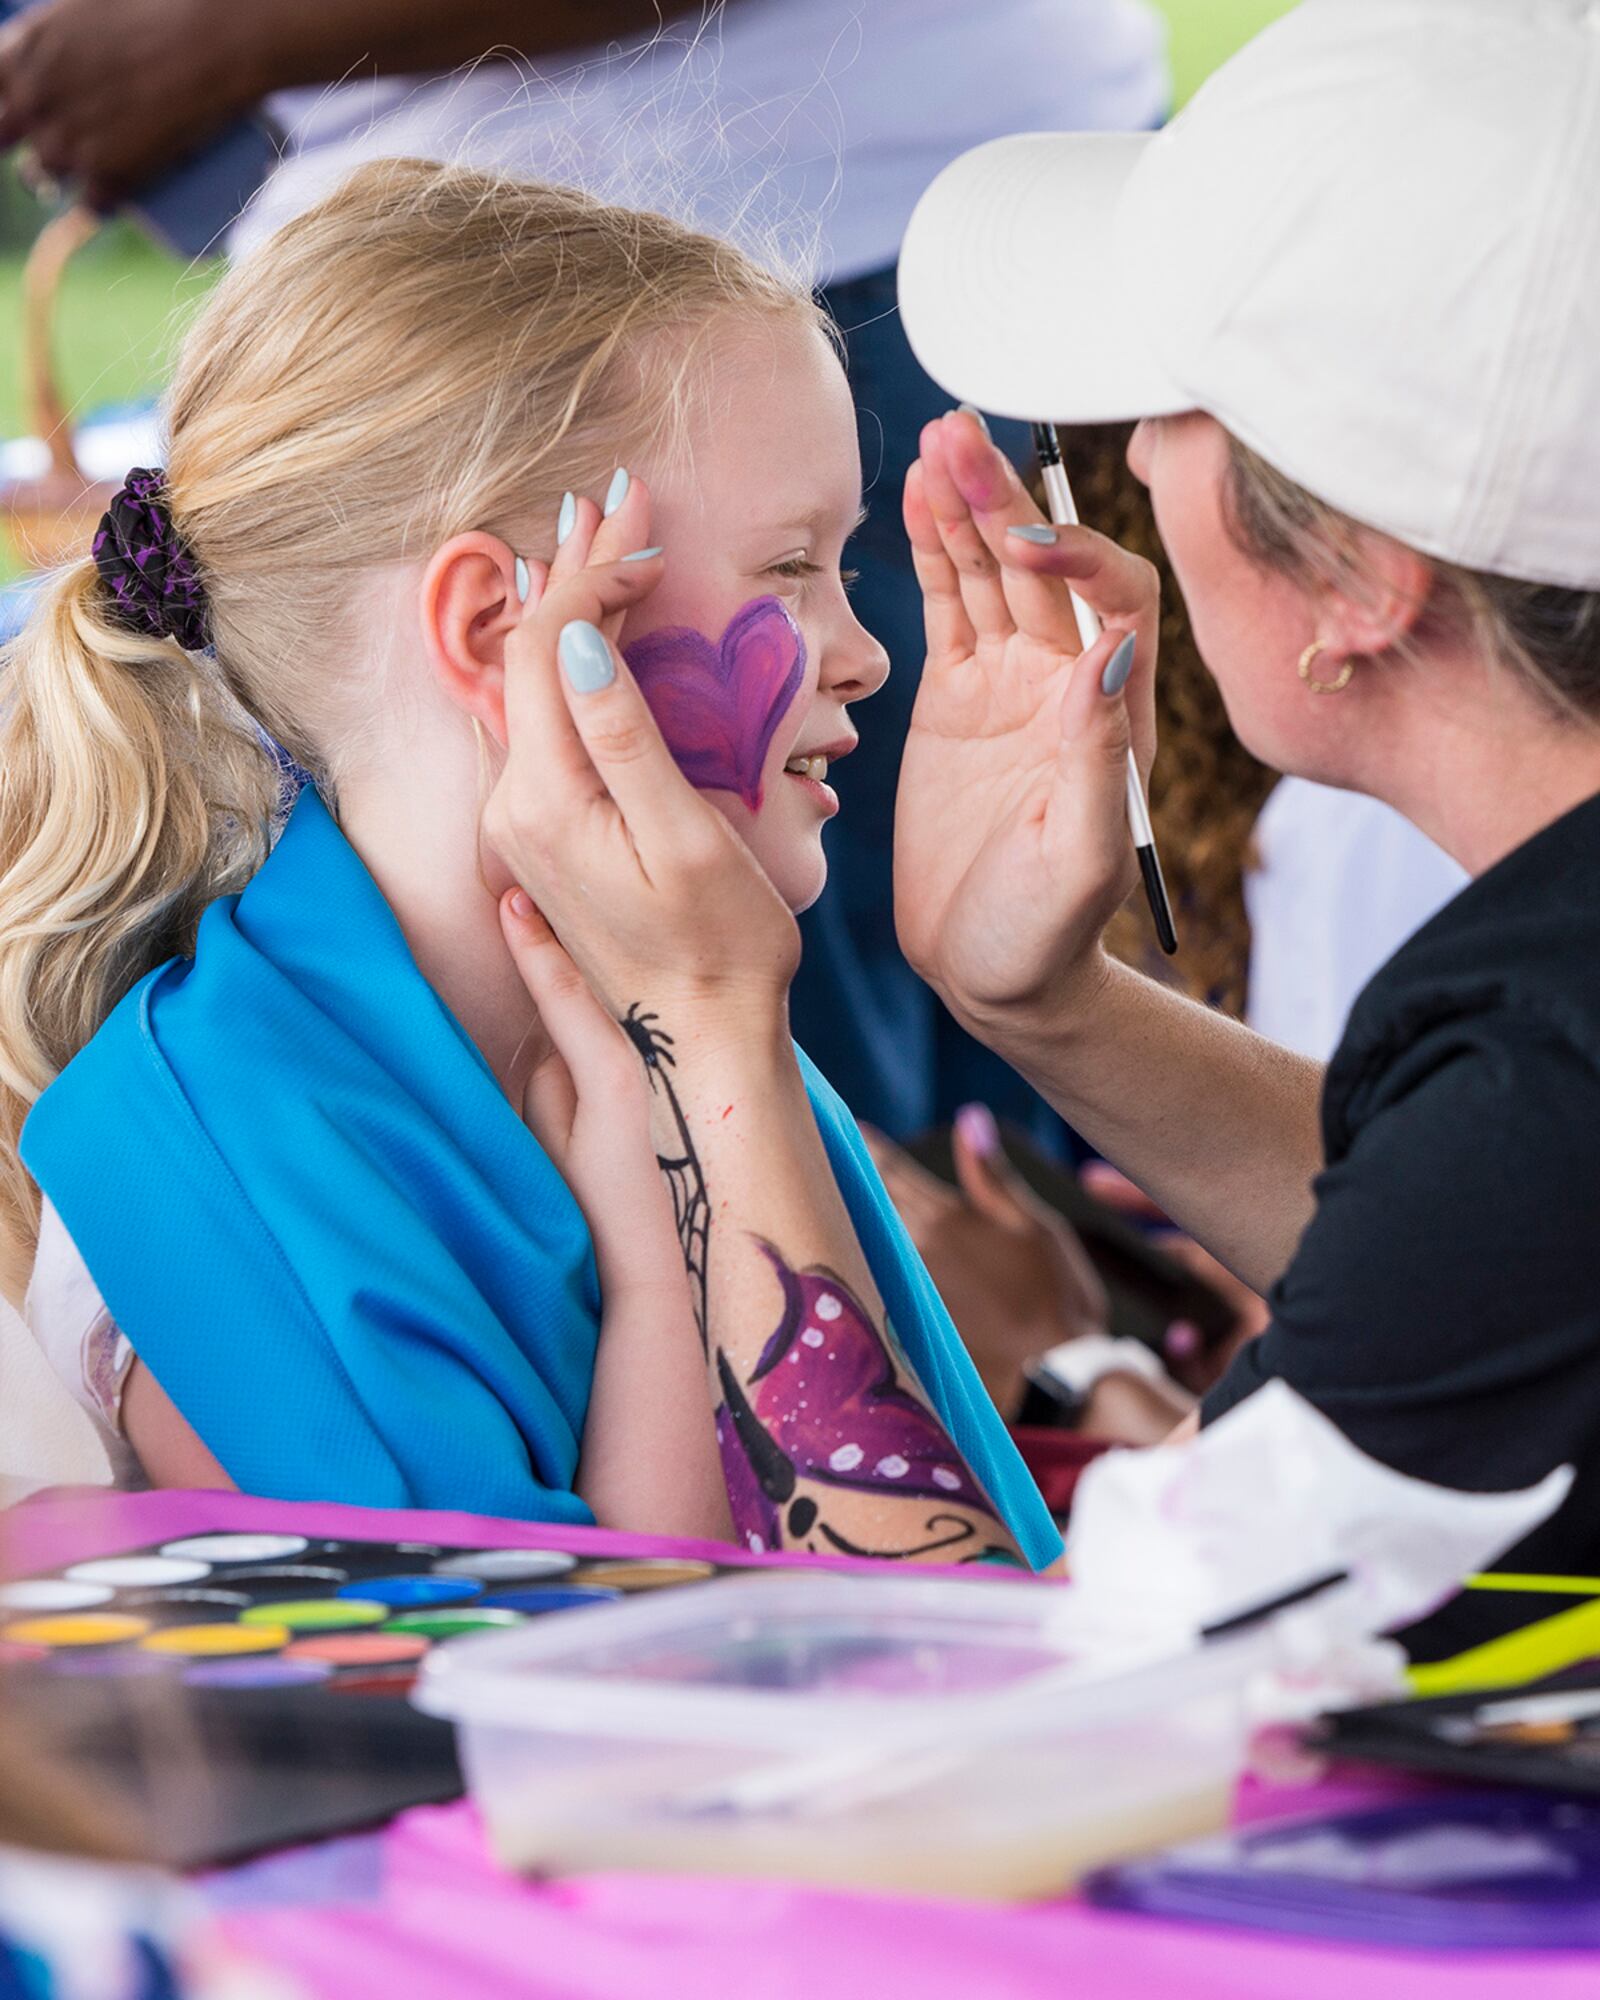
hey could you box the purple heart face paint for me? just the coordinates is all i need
[623,596,805,814]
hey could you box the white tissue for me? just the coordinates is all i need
[1063,1381,1572,1654]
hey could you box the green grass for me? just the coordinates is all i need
[0,219,218,441]
[1158,0,1300,107]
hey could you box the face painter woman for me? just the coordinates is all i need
[882,0,1600,1629]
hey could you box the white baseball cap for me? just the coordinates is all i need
[897,0,1600,590]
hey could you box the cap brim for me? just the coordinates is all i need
[897,132,1190,426]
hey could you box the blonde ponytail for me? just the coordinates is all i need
[0,158,821,1293]
[0,560,279,1292]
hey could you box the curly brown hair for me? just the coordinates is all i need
[1049,425,1275,1017]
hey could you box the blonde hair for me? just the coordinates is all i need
[1223,434,1600,722]
[0,158,821,1289]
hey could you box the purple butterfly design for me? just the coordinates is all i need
[714,1243,1004,1558]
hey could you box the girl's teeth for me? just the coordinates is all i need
[785,755,829,781]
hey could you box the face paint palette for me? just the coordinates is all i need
[0,1533,751,1866]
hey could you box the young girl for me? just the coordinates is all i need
[0,160,1059,1571]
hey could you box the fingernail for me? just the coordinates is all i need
[557,491,577,545]
[1164,1320,1201,1361]
[508,887,533,919]
[603,467,630,517]
[514,556,531,603]
[955,1102,1000,1159]
[620,545,663,562]
[558,619,616,694]
[1007,524,1057,545]
[1101,632,1136,697]
[957,403,991,439]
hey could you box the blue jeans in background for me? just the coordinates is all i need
[792,265,1071,1156]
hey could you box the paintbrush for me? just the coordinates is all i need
[1031,421,1177,956]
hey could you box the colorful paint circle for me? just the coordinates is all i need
[239,1598,388,1632]
[384,1608,525,1639]
[0,1578,115,1613]
[141,1622,291,1657]
[324,1670,422,1696]
[571,1560,718,1592]
[65,1556,210,1589]
[334,1575,481,1609]
[2,1613,151,1647]
[477,1586,623,1614]
[432,1549,578,1583]
[284,1632,431,1668]
[160,1533,309,1564]
[207,1566,350,1590]
[0,1641,49,1666]
[118,1588,251,1615]
[183,1657,333,1690]
[47,1650,175,1679]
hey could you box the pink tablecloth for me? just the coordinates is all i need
[12,1489,1600,1998]
[210,1794,1600,2000]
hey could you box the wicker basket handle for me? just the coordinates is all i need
[21,204,102,482]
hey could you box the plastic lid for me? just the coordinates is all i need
[414,1571,1226,1750]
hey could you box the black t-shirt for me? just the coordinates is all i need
[1204,786,1600,1654]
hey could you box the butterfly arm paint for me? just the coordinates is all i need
[621,1004,1026,1564]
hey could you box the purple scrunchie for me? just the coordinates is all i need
[91,467,210,652]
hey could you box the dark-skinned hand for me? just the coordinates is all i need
[0,0,250,210]
[863,1105,1109,1421]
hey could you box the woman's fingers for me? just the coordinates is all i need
[903,461,975,666]
[1045,623,1147,886]
[917,417,1014,640]
[950,1103,1036,1229]
[489,553,672,895]
[500,888,640,1144]
[860,1122,956,1230]
[548,582,729,860]
[1079,1160,1169,1224]
[938,414,1084,656]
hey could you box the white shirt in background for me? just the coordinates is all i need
[1245,776,1469,1063]
[240,0,1169,280]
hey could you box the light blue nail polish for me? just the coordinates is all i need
[603,466,630,517]
[1007,524,1058,545]
[1101,632,1136,697]
[559,619,616,694]
[957,403,991,439]
[557,491,577,545]
[513,556,531,603]
[620,545,663,562]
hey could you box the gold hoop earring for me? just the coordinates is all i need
[1297,639,1354,695]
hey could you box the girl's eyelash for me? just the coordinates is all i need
[768,557,862,589]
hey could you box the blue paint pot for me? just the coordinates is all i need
[333,1575,483,1609]
[475,1586,624,1614]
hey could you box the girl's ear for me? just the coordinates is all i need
[420,533,532,748]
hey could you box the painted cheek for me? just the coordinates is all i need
[622,596,805,814]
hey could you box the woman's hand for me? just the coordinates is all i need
[480,477,799,1048]
[497,890,686,1302]
[895,410,1162,1041]
[864,1104,1108,1418]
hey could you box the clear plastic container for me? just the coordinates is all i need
[415,1571,1274,1901]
